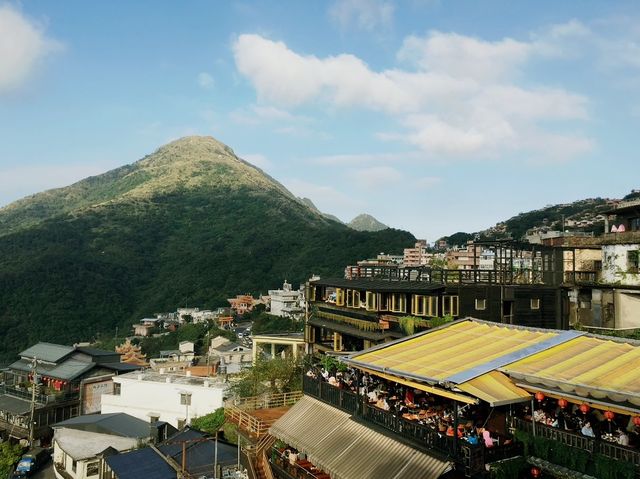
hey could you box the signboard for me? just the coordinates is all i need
[82,379,114,414]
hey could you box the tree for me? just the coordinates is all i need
[191,407,225,435]
[0,442,23,478]
[229,356,304,398]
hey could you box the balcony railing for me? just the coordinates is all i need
[563,271,600,284]
[0,384,79,405]
[513,418,640,471]
[302,375,487,476]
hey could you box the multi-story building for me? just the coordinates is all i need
[403,240,430,267]
[100,371,227,429]
[345,253,404,279]
[307,240,582,354]
[228,294,261,316]
[272,318,640,479]
[0,343,139,443]
[268,280,304,319]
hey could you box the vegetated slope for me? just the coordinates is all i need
[348,213,388,232]
[440,196,616,246]
[0,137,414,364]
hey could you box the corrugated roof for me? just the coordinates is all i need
[19,342,75,363]
[311,278,445,293]
[504,335,640,406]
[54,428,139,460]
[55,413,150,438]
[270,396,453,479]
[347,319,559,384]
[105,447,175,479]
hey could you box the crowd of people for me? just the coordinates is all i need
[307,365,506,448]
[518,399,639,448]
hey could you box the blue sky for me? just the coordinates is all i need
[1,1,639,240]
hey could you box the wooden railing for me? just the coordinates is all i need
[514,417,640,467]
[226,391,302,411]
[225,406,272,437]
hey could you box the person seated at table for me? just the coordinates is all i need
[482,430,497,448]
[581,421,595,437]
[618,428,630,446]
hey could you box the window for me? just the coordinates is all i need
[86,461,99,477]
[113,382,121,396]
[412,295,436,316]
[531,298,540,310]
[628,250,640,273]
[308,287,316,302]
[177,418,186,429]
[443,295,459,316]
[72,460,77,473]
[180,392,191,406]
[475,299,487,311]
[391,293,406,313]
[335,288,345,306]
[378,293,389,311]
[365,291,377,311]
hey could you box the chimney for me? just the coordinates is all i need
[186,371,191,377]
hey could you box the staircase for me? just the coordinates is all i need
[244,434,276,479]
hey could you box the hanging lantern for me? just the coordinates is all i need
[579,403,590,414]
[604,411,615,421]
[633,416,640,427]
[531,466,541,478]
[535,392,545,402]
[558,398,568,409]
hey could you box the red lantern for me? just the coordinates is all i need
[531,466,541,478]
[604,411,615,421]
[558,398,568,409]
[579,403,590,414]
[535,392,545,402]
[633,417,640,427]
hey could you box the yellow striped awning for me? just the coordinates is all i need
[457,371,531,407]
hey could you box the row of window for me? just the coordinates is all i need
[474,298,540,310]
[333,289,460,316]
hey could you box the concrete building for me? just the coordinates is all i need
[403,240,429,267]
[100,371,227,429]
[268,280,304,319]
[52,413,159,479]
[208,336,253,374]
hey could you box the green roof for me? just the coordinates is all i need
[19,342,75,363]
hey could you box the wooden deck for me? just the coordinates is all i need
[251,406,291,423]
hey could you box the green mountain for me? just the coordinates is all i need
[348,213,388,232]
[0,136,414,364]
[298,197,343,224]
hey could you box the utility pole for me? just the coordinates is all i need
[28,356,38,448]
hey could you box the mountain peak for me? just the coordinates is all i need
[142,136,236,166]
[348,213,388,232]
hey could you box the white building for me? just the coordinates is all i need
[52,413,153,479]
[100,371,227,429]
[268,280,304,319]
[208,336,253,374]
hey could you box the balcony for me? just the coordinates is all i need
[512,417,640,477]
[563,270,601,284]
[0,384,79,405]
[302,375,488,477]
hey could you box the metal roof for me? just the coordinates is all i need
[55,413,151,438]
[9,358,95,381]
[105,447,175,479]
[19,342,75,363]
[0,394,31,415]
[270,396,453,479]
[311,278,445,294]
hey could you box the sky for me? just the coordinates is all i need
[1,0,639,240]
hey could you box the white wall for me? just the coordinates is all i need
[101,375,226,428]
[602,244,640,286]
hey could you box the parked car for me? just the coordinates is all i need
[12,448,50,478]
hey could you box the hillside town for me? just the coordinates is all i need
[1,199,640,478]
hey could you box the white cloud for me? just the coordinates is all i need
[329,0,394,31]
[349,166,403,188]
[0,4,60,94]
[309,151,419,165]
[197,72,214,89]
[233,28,592,161]
[240,153,272,170]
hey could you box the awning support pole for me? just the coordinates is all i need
[531,398,536,437]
